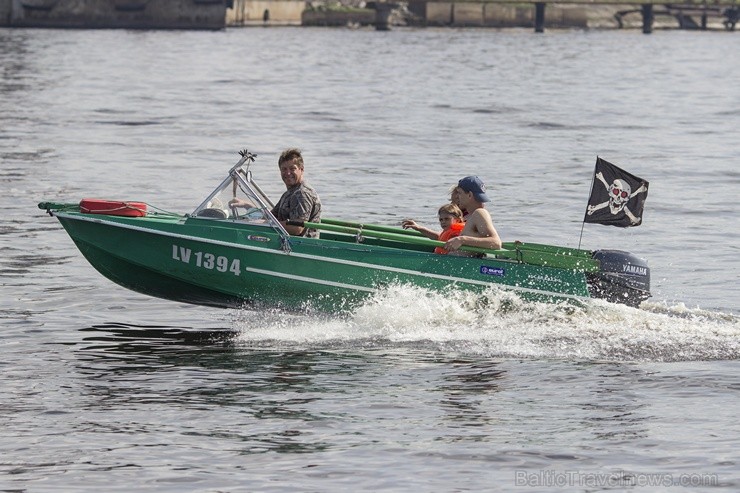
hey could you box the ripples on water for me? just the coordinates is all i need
[2,27,739,491]
[16,300,733,491]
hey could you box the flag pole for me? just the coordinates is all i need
[579,159,598,250]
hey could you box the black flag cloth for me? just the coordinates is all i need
[584,157,649,227]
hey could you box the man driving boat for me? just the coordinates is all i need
[231,148,322,237]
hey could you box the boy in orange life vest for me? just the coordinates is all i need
[402,204,465,255]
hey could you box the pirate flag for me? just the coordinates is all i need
[584,157,649,227]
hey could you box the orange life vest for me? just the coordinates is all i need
[434,222,465,255]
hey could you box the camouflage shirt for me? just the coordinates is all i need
[271,182,322,238]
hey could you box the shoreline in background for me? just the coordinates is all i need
[297,3,736,30]
[2,0,736,30]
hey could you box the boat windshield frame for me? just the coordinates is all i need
[191,151,289,239]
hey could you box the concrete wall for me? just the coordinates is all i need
[1,0,227,28]
[546,5,587,28]
[424,2,452,25]
[453,2,484,26]
[301,8,375,27]
[227,0,303,25]
[408,1,588,28]
[483,4,535,27]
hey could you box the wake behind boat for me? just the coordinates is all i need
[38,150,651,312]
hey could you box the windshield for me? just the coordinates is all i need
[191,157,285,235]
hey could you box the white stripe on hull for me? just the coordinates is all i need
[245,267,378,293]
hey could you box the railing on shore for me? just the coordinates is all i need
[302,0,738,33]
[398,0,739,33]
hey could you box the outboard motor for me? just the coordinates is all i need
[587,250,651,307]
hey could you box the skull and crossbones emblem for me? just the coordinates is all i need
[587,172,648,225]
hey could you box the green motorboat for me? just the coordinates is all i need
[38,150,651,312]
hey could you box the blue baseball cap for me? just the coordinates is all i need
[458,176,490,203]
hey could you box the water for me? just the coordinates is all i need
[2,26,739,491]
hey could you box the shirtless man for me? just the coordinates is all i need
[443,176,503,252]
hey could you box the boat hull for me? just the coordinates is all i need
[53,211,595,312]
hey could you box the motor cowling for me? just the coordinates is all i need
[587,250,651,306]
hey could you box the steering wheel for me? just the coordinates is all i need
[195,208,228,219]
